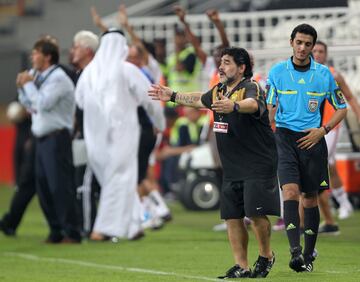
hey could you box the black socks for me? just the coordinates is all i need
[303,206,320,258]
[284,200,300,249]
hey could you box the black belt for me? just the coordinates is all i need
[38,128,68,141]
[276,127,308,137]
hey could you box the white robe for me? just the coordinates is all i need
[75,31,165,239]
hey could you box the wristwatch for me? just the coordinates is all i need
[322,125,331,134]
[233,102,240,112]
[170,91,177,103]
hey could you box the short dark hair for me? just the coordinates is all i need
[142,40,156,57]
[154,38,166,45]
[33,38,59,65]
[290,23,317,45]
[221,47,253,78]
[315,40,327,52]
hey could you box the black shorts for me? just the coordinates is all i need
[275,127,329,193]
[220,176,280,219]
[138,128,156,184]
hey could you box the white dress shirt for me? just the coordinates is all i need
[18,65,75,137]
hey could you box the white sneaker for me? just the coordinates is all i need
[142,216,164,230]
[338,204,353,220]
[213,222,227,232]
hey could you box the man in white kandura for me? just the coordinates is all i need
[75,30,165,241]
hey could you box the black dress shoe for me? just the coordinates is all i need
[0,220,16,236]
[44,233,64,244]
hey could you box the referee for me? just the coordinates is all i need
[149,47,280,279]
[266,24,347,272]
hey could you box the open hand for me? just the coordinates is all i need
[173,5,186,23]
[16,71,33,87]
[148,84,173,102]
[206,9,220,22]
[91,6,103,28]
[296,128,326,149]
[211,91,234,114]
[118,4,128,27]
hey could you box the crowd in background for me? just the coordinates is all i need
[0,4,228,243]
[0,4,356,246]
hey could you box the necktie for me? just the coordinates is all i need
[34,74,43,89]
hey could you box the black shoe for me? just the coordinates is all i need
[217,264,251,279]
[303,254,316,272]
[318,224,340,235]
[289,247,306,272]
[161,213,173,223]
[44,233,64,244]
[251,252,275,278]
[0,220,16,236]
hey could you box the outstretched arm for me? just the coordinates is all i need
[148,84,205,108]
[173,5,207,65]
[206,9,230,48]
[91,6,108,33]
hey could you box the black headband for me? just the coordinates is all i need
[102,29,125,37]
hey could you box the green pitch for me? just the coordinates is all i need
[0,186,359,281]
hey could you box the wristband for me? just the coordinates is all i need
[322,125,331,134]
[233,102,240,112]
[170,91,177,103]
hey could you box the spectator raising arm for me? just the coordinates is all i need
[206,9,230,48]
[118,4,150,66]
[174,6,229,65]
[91,6,108,33]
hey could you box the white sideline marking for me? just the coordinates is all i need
[4,252,220,281]
[326,270,360,274]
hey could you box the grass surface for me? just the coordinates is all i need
[0,185,359,281]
